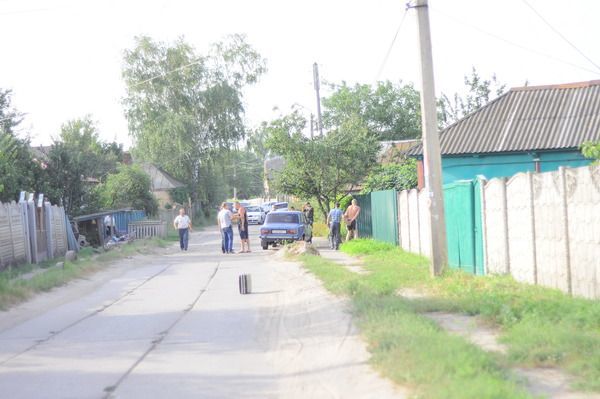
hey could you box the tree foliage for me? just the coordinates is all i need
[581,141,600,165]
[266,111,379,219]
[0,89,42,201]
[44,116,122,215]
[439,67,506,127]
[122,34,267,205]
[323,81,421,141]
[362,159,418,193]
[96,165,158,214]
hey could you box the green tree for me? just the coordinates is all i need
[362,159,418,193]
[581,141,600,165]
[439,67,506,127]
[323,80,422,141]
[122,34,266,206]
[0,89,41,201]
[97,165,158,214]
[266,111,380,219]
[44,116,122,215]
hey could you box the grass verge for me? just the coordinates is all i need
[321,239,600,394]
[0,237,172,311]
[299,249,528,398]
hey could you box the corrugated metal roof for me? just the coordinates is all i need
[409,80,600,156]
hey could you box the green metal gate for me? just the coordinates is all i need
[443,180,484,275]
[371,190,398,245]
[354,193,372,239]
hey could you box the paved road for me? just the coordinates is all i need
[0,226,405,399]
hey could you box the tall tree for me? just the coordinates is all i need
[439,67,507,127]
[44,116,122,215]
[266,111,380,219]
[323,80,422,141]
[0,89,41,202]
[122,34,266,206]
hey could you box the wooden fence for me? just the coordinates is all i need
[0,197,68,270]
[128,220,167,239]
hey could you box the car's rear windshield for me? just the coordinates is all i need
[266,213,299,224]
[274,202,288,209]
[246,206,261,212]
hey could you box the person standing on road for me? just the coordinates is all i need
[327,202,343,250]
[303,202,314,244]
[173,208,192,251]
[344,199,361,241]
[235,201,251,253]
[217,202,234,254]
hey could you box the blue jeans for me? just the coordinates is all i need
[222,226,234,253]
[329,222,341,250]
[178,228,189,250]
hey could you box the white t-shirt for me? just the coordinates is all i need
[174,214,191,229]
[104,215,114,226]
[217,209,233,229]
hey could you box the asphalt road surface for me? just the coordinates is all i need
[0,225,405,399]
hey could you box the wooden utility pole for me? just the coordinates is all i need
[310,113,315,139]
[313,62,324,136]
[413,0,448,276]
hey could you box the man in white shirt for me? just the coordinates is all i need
[104,214,115,238]
[217,202,234,254]
[173,208,192,251]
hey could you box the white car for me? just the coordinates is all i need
[246,205,266,224]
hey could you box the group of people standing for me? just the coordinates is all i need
[217,201,251,254]
[327,199,361,250]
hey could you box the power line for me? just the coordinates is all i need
[374,7,409,82]
[521,0,600,73]
[430,6,600,76]
[128,59,203,89]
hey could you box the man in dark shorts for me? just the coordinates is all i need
[235,201,251,253]
[344,199,361,241]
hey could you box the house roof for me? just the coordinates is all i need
[139,163,185,191]
[409,80,600,156]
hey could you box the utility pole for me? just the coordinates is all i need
[310,113,315,139]
[413,0,448,276]
[313,62,323,136]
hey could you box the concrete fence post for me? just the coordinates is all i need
[6,203,16,263]
[500,178,510,274]
[559,167,573,295]
[527,172,538,285]
[478,177,489,275]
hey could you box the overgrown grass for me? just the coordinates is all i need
[299,250,528,398]
[331,239,600,393]
[0,237,171,311]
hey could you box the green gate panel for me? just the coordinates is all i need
[354,193,372,238]
[371,190,398,245]
[443,180,484,275]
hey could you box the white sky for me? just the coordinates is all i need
[1,0,599,148]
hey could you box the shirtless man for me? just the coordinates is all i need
[344,199,361,241]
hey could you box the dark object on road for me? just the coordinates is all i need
[259,211,312,250]
[239,274,252,294]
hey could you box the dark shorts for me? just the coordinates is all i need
[239,225,249,239]
[347,219,356,230]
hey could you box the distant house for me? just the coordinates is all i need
[139,163,186,207]
[409,80,600,186]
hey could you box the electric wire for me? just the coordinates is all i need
[521,0,600,73]
[429,6,600,76]
[374,8,409,82]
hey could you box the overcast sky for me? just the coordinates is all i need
[1,0,599,148]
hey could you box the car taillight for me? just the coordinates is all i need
[287,229,297,234]
[260,229,269,235]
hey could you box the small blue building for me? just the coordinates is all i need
[411,80,600,185]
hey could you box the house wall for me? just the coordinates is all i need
[440,150,590,184]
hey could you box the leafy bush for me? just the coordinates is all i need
[362,159,418,193]
[581,141,600,165]
[97,164,158,214]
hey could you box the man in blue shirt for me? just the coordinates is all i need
[327,202,344,250]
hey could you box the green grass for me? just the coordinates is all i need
[299,250,528,398]
[330,239,600,393]
[0,237,172,310]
